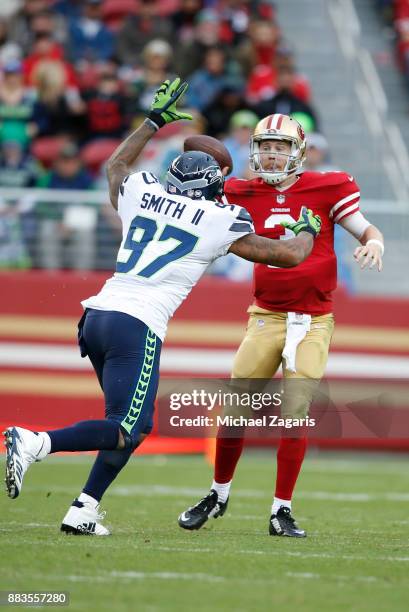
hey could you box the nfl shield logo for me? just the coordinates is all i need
[277,195,286,204]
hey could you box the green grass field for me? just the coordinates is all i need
[1,451,408,611]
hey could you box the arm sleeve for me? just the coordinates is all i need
[337,210,371,240]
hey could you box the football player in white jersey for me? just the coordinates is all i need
[3,78,322,535]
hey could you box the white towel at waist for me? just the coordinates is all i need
[282,312,311,373]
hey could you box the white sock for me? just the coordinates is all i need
[78,492,99,508]
[211,480,232,504]
[36,432,51,459]
[271,497,291,515]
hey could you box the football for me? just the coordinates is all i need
[183,135,233,175]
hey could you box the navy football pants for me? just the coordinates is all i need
[79,309,162,446]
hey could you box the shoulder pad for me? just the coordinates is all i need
[236,207,253,223]
[228,206,254,233]
[225,177,262,196]
[302,171,358,189]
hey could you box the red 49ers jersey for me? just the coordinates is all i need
[224,171,361,314]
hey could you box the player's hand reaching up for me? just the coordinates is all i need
[354,242,383,272]
[281,207,322,238]
[148,77,193,130]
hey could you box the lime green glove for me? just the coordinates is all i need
[281,207,322,238]
[148,77,193,130]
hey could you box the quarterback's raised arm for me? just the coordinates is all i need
[229,207,321,267]
[106,77,192,210]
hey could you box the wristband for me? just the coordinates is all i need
[145,117,160,132]
[299,227,318,238]
[366,239,384,256]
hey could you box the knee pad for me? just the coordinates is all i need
[281,379,319,419]
[119,425,150,450]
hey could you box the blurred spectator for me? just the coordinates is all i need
[0,197,31,269]
[304,132,339,172]
[376,0,394,24]
[215,0,253,47]
[172,9,225,78]
[290,111,315,135]
[395,18,409,85]
[31,60,86,138]
[67,0,115,65]
[234,19,281,78]
[252,65,319,129]
[36,142,95,269]
[0,140,40,262]
[28,9,66,46]
[83,70,128,141]
[44,142,93,190]
[7,0,50,55]
[245,46,312,105]
[116,0,173,67]
[94,201,122,270]
[395,0,409,20]
[0,1,23,19]
[127,39,175,117]
[222,109,258,177]
[23,32,78,87]
[274,47,311,101]
[0,59,36,148]
[203,81,249,137]
[171,0,204,43]
[0,18,22,67]
[185,45,242,111]
[52,0,83,20]
[0,140,40,187]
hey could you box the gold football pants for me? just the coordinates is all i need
[232,306,335,419]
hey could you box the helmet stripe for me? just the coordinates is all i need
[276,114,284,129]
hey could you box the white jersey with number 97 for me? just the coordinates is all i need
[82,171,254,340]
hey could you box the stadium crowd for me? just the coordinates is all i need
[377,0,409,88]
[0,0,334,273]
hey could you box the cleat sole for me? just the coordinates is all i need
[178,518,208,531]
[60,524,94,536]
[3,428,19,499]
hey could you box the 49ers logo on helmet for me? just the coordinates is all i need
[297,124,305,141]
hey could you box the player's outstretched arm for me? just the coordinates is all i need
[106,77,192,210]
[229,206,321,267]
[229,232,314,267]
[106,121,155,210]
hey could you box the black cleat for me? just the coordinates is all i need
[269,506,306,538]
[178,489,228,530]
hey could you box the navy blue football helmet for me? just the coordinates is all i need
[166,151,224,200]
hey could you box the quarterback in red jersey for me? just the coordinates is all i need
[226,170,361,315]
[179,114,384,537]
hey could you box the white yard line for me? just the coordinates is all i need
[11,541,408,565]
[22,569,388,586]
[286,571,376,583]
